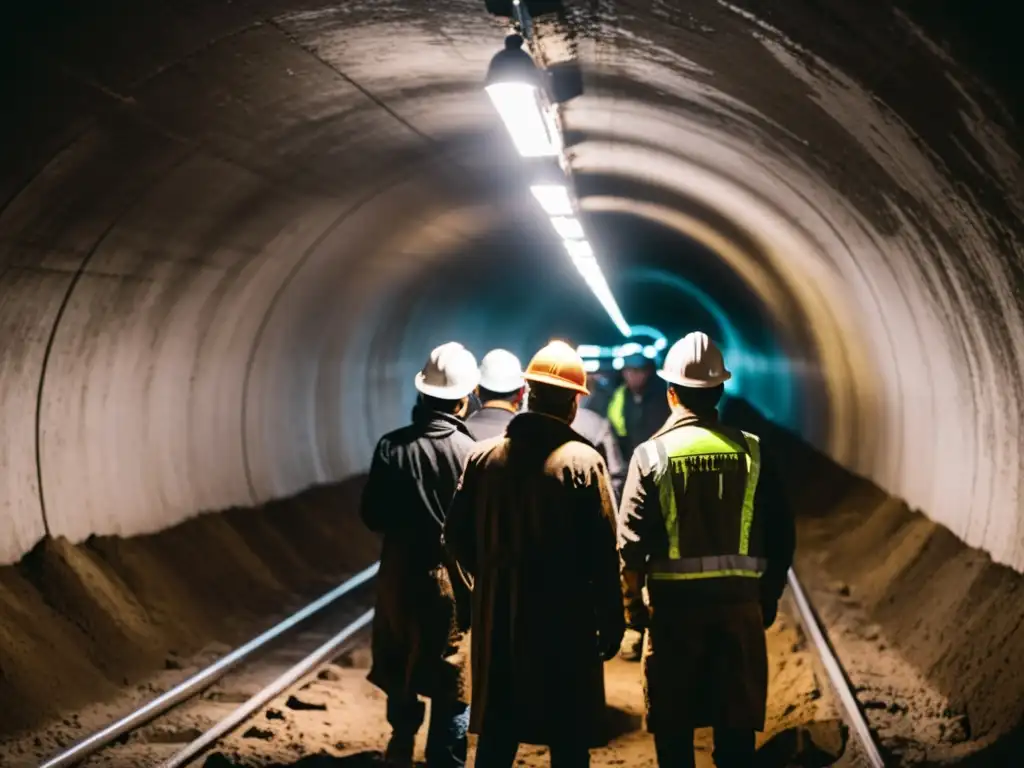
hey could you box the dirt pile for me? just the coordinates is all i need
[0,475,378,738]
[723,399,1024,764]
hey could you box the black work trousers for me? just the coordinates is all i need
[654,728,755,768]
[474,732,590,768]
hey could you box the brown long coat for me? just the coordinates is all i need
[443,412,623,747]
[361,407,475,702]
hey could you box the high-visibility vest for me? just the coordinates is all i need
[607,385,627,437]
[635,425,764,581]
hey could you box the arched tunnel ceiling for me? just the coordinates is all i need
[0,0,1022,570]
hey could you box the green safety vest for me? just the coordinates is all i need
[607,385,627,437]
[636,425,764,581]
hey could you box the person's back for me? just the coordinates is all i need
[445,341,623,767]
[617,333,795,768]
[465,348,526,442]
[360,342,480,768]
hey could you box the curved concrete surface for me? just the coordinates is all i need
[0,1,1021,568]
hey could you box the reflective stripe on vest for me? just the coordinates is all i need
[640,425,762,580]
[607,385,627,437]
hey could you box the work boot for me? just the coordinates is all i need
[619,627,643,661]
[384,734,415,767]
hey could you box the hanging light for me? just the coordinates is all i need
[531,184,573,216]
[571,255,632,337]
[550,216,585,240]
[563,239,594,260]
[485,35,561,157]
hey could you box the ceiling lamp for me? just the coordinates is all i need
[485,35,561,157]
[550,216,585,240]
[530,184,573,216]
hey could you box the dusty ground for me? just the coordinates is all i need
[724,401,1024,766]
[136,599,850,768]
[5,419,1023,767]
[0,478,378,766]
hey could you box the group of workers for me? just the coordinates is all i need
[360,333,796,768]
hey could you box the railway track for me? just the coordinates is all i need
[39,563,380,768]
[787,569,888,768]
[38,563,888,767]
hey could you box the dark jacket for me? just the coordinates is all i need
[608,376,671,460]
[616,407,795,731]
[572,407,626,503]
[464,403,518,442]
[444,412,623,746]
[361,406,476,702]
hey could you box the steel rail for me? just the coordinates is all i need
[160,608,375,768]
[787,568,886,768]
[39,562,379,768]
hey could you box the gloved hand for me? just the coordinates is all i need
[761,600,778,629]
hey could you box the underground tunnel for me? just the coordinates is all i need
[0,0,1022,765]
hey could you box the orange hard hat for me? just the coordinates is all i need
[523,340,589,395]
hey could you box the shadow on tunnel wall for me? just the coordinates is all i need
[722,398,1024,762]
[0,474,378,738]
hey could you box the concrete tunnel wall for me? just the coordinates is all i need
[0,1,1022,569]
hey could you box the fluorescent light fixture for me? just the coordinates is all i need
[576,344,602,358]
[564,239,594,260]
[616,342,642,357]
[572,255,632,337]
[485,83,560,157]
[531,184,573,216]
[583,359,600,373]
[613,357,625,370]
[643,346,657,358]
[654,337,668,351]
[550,216,585,240]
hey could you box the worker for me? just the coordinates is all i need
[444,340,624,768]
[607,351,671,660]
[617,332,795,768]
[573,398,626,503]
[464,349,526,441]
[360,341,480,768]
[607,352,672,460]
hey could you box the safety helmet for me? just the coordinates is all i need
[523,340,589,395]
[478,349,526,393]
[657,332,731,388]
[621,352,650,369]
[414,342,480,399]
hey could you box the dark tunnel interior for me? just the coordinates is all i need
[1,0,1023,763]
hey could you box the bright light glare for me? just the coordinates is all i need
[654,337,668,351]
[613,357,625,370]
[643,346,657,358]
[531,185,573,216]
[615,342,642,357]
[571,255,632,337]
[576,344,602,358]
[583,359,600,373]
[551,216,585,240]
[564,239,594,259]
[485,83,560,157]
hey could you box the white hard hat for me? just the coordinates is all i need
[657,332,732,388]
[478,349,525,393]
[414,342,480,399]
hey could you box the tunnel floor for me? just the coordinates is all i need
[1,441,1022,767]
[53,604,848,768]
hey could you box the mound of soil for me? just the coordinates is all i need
[0,475,378,738]
[724,399,1024,763]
